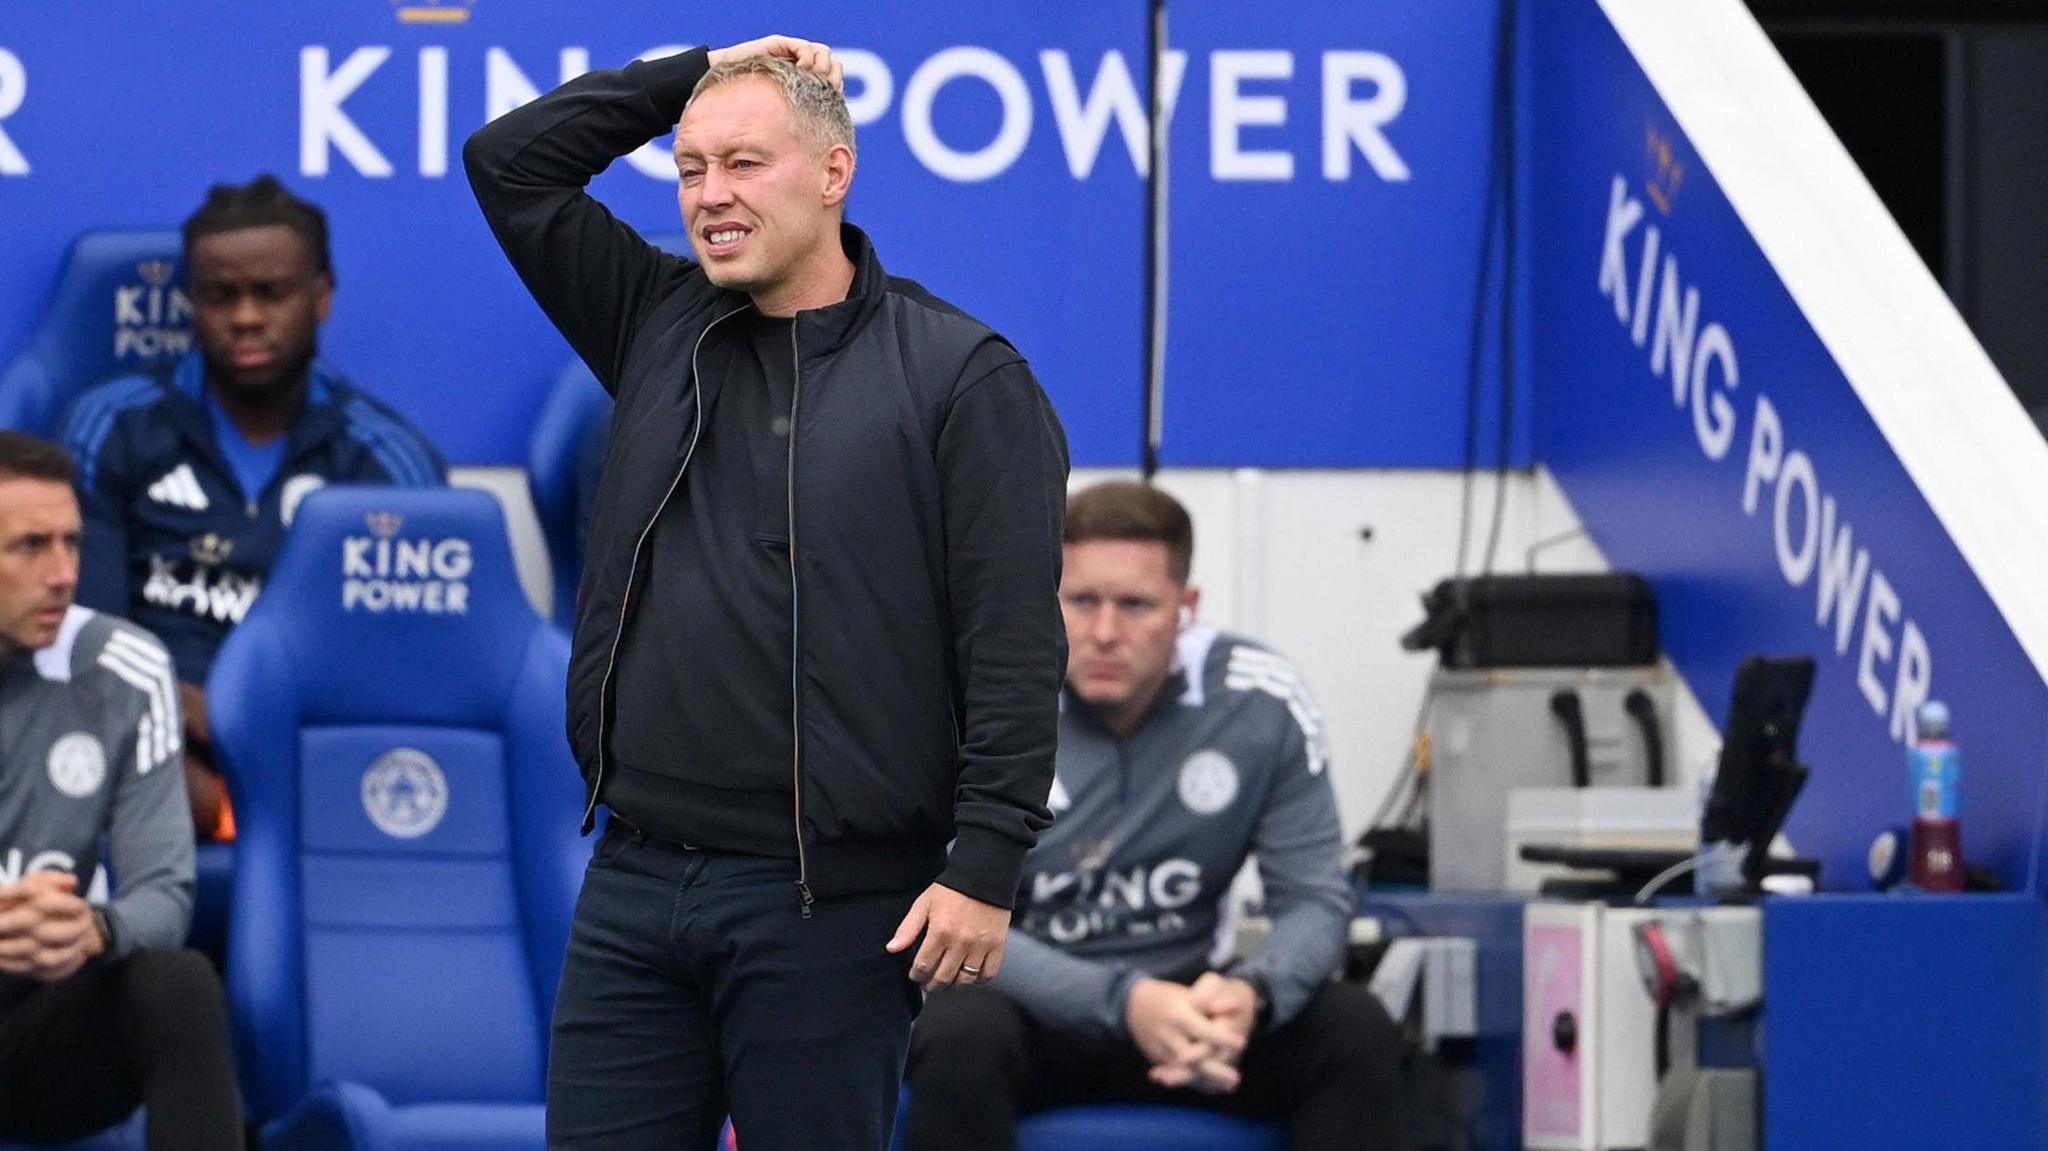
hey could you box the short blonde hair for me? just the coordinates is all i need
[687,56,856,160]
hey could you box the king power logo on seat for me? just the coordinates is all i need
[115,259,194,362]
[341,510,473,614]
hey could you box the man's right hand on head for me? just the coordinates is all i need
[1124,977,1248,1093]
[707,36,845,92]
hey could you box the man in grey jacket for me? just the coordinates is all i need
[905,480,1410,1150]
[0,431,240,1150]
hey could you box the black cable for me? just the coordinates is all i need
[1626,687,1666,787]
[1550,689,1591,789]
[1449,5,1515,577]
[1365,682,1436,832]
[1369,0,1515,837]
[1655,1001,1672,1079]
[1481,0,1519,576]
[1450,77,1502,580]
[1139,0,1166,481]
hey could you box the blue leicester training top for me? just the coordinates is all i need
[61,352,445,685]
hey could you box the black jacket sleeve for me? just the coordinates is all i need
[932,355,1070,907]
[463,48,711,393]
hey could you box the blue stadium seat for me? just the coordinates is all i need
[525,231,687,625]
[0,230,188,435]
[187,840,234,965]
[207,487,584,1151]
[525,359,609,625]
[890,1093,1284,1151]
[1017,1106,1285,1151]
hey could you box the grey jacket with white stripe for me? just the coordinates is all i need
[0,606,194,959]
[995,626,1351,1036]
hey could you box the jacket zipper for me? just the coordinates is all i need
[787,320,815,918]
[583,305,746,833]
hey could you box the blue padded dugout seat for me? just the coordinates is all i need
[206,487,584,1151]
[525,232,688,625]
[0,230,188,435]
[890,1092,1284,1151]
[525,359,610,625]
[1018,1106,1284,1151]
[186,840,233,966]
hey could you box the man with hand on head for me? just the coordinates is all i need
[0,431,240,1151]
[906,481,1411,1151]
[467,34,1068,1151]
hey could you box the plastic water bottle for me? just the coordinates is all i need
[1907,701,1963,893]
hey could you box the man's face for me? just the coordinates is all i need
[674,78,849,295]
[0,478,82,655]
[1061,539,1199,716]
[188,224,332,399]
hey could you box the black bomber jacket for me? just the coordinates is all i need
[465,47,1068,909]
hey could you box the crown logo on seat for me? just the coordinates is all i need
[365,512,405,539]
[136,260,174,288]
[392,0,474,24]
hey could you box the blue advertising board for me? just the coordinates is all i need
[1526,0,2048,890]
[0,0,1513,468]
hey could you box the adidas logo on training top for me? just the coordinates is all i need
[146,464,209,511]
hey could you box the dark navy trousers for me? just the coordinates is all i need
[547,819,923,1150]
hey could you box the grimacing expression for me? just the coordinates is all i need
[674,77,847,294]
[188,224,333,399]
[0,477,82,654]
[1060,539,1198,715]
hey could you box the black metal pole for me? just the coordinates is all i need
[1140,0,1167,480]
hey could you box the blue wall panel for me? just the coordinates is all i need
[1764,895,2047,1148]
[1158,0,1520,468]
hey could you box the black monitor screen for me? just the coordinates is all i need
[1701,655,1817,848]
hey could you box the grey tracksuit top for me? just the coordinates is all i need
[0,606,193,957]
[997,626,1350,1035]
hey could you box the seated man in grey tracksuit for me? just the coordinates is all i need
[0,431,240,1150]
[906,481,1410,1151]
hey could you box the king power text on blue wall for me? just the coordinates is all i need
[0,2,1512,468]
[1596,171,1934,745]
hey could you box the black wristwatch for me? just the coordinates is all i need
[90,907,116,957]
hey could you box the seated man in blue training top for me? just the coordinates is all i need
[0,431,241,1150]
[62,175,446,841]
[906,481,1411,1151]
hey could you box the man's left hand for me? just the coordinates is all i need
[1187,971,1260,1044]
[0,872,102,982]
[886,883,1010,989]
[1143,972,1261,1093]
